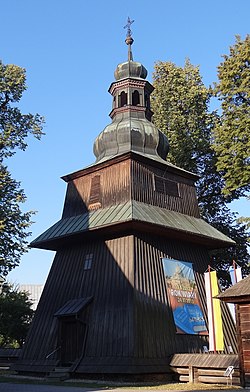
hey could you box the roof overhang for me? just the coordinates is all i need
[217,295,250,304]
[61,151,199,183]
[217,275,250,303]
[30,201,235,251]
[54,297,93,317]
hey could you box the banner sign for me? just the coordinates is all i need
[162,258,207,335]
[204,270,224,351]
[229,265,242,285]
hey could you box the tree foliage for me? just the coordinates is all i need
[0,61,44,275]
[0,283,34,348]
[0,165,33,275]
[213,35,250,196]
[151,59,249,287]
[151,59,213,173]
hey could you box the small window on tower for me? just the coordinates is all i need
[83,253,93,270]
[119,91,127,107]
[132,90,140,106]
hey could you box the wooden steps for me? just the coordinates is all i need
[170,354,240,385]
[47,366,70,381]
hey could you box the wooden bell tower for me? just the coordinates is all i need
[15,22,237,377]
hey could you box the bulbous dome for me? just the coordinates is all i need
[114,61,147,81]
[93,117,169,163]
[93,20,169,164]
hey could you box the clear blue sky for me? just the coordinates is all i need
[3,0,249,284]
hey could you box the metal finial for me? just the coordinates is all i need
[124,17,134,61]
[124,17,134,37]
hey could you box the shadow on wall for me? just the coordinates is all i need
[15,182,237,374]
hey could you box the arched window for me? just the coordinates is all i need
[118,91,127,107]
[145,93,149,108]
[132,90,140,106]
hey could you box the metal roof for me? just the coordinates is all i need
[31,202,132,246]
[30,201,235,249]
[54,297,93,317]
[132,202,234,244]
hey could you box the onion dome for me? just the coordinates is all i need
[93,116,169,162]
[93,18,169,163]
[114,61,147,81]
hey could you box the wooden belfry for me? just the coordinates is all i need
[15,22,237,376]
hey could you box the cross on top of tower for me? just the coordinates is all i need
[124,17,134,61]
[124,17,134,38]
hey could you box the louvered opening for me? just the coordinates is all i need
[154,175,180,197]
[89,175,101,210]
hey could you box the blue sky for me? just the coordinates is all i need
[2,0,249,284]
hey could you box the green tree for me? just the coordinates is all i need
[151,60,249,287]
[213,35,250,196]
[0,165,33,275]
[0,61,44,275]
[152,59,213,173]
[0,283,34,348]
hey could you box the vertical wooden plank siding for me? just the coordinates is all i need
[18,236,136,372]
[237,304,250,386]
[16,155,237,375]
[17,232,237,373]
[131,160,200,217]
[62,160,131,218]
[62,158,200,221]
[134,233,209,358]
[133,233,237,357]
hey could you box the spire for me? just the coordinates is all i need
[124,17,134,61]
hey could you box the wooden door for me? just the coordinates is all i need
[60,318,86,365]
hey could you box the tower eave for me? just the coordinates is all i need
[61,151,199,183]
[108,78,154,95]
[30,201,235,251]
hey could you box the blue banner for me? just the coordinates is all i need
[162,258,207,335]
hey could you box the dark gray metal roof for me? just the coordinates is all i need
[31,202,132,246]
[132,202,234,244]
[30,201,234,250]
[93,117,170,164]
[54,297,93,317]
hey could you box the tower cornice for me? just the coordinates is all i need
[109,105,153,120]
[108,78,154,95]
